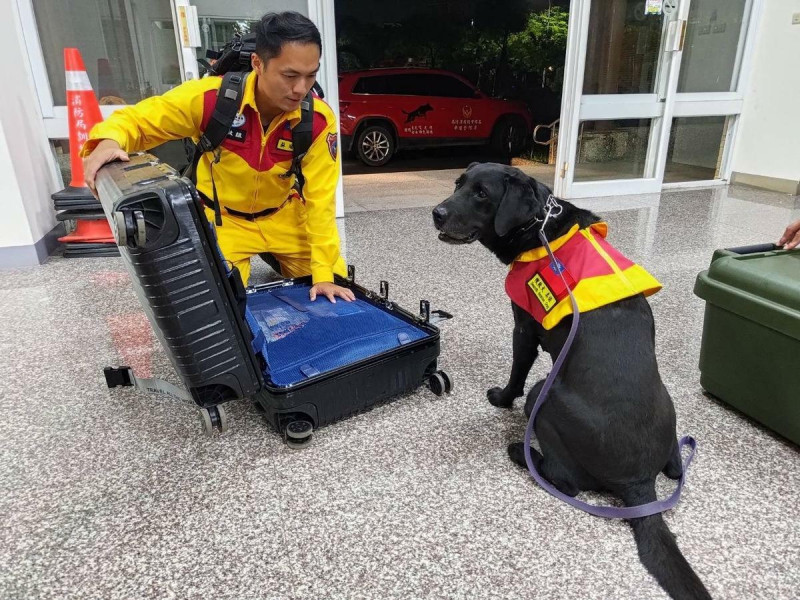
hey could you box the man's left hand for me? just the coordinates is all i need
[310,282,356,303]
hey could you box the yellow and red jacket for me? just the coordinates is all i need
[505,222,662,330]
[81,72,342,283]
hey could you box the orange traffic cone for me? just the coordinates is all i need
[58,219,115,243]
[53,48,116,252]
[52,48,104,200]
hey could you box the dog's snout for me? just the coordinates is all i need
[432,205,448,228]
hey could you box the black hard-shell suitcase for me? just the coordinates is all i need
[95,153,451,443]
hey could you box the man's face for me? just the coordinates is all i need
[251,42,320,114]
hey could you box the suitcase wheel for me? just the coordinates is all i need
[429,371,452,396]
[285,419,314,450]
[199,405,228,436]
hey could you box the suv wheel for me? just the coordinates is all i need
[356,124,395,167]
[491,117,528,157]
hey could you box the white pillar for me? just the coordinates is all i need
[308,0,345,219]
[0,0,63,267]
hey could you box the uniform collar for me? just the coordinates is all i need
[242,71,303,125]
[512,222,608,263]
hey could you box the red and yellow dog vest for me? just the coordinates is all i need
[505,222,662,330]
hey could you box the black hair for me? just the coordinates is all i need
[254,12,322,62]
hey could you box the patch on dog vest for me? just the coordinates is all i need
[506,222,662,329]
[527,274,557,311]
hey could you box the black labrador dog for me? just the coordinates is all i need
[432,163,710,600]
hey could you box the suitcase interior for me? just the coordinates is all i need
[243,282,430,388]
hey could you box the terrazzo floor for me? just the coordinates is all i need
[1,179,798,599]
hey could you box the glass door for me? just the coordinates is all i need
[664,0,754,188]
[555,0,759,199]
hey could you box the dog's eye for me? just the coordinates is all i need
[477,188,487,199]
[454,180,462,190]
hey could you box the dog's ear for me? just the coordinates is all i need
[466,162,480,171]
[495,172,537,237]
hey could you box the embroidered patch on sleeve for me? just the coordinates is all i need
[527,274,557,311]
[327,132,338,161]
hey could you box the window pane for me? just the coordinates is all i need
[394,75,429,96]
[583,0,664,95]
[574,119,653,181]
[353,76,388,94]
[193,0,311,75]
[664,116,730,182]
[677,0,748,93]
[422,75,474,98]
[197,17,258,68]
[33,0,180,105]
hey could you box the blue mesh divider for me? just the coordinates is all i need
[244,284,428,386]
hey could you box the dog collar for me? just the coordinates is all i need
[512,222,608,264]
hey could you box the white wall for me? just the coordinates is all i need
[732,0,800,185]
[0,0,60,258]
[0,119,33,247]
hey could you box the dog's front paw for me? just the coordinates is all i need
[487,387,514,408]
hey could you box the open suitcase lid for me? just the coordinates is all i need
[96,153,268,407]
[95,153,449,409]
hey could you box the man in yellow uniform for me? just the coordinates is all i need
[82,11,353,303]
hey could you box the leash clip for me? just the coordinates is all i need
[540,195,563,231]
[543,195,562,223]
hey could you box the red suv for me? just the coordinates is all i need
[338,68,532,167]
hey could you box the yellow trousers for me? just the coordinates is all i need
[204,203,346,285]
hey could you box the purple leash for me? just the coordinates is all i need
[522,213,696,519]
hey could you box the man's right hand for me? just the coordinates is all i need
[83,139,129,195]
[779,219,800,250]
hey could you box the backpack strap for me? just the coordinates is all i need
[282,90,314,200]
[184,71,246,225]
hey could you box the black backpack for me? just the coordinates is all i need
[185,33,323,226]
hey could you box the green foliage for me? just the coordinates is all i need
[335,5,569,95]
[508,7,569,73]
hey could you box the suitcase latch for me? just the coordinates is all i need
[419,300,453,325]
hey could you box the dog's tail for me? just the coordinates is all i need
[622,482,712,600]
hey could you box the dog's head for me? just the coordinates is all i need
[432,162,554,246]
